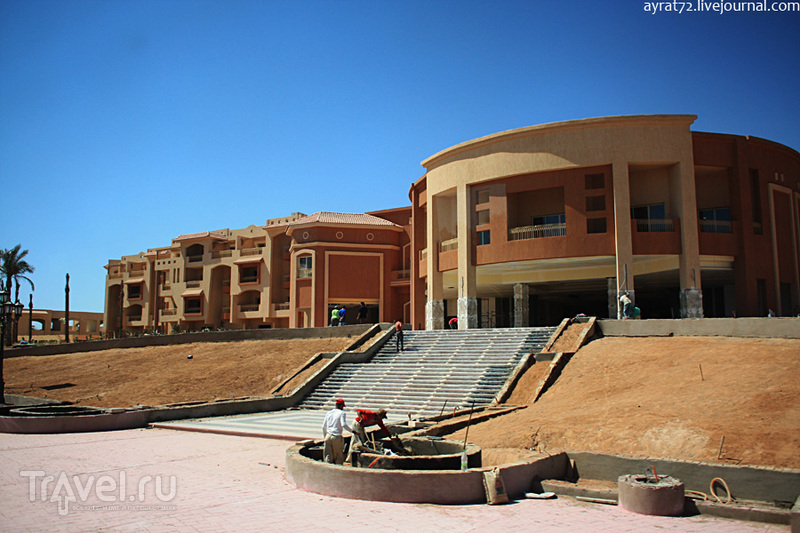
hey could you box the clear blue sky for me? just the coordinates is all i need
[1,0,798,313]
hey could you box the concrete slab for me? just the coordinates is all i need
[151,409,405,441]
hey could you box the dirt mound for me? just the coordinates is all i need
[449,336,800,469]
[5,337,354,408]
[5,333,799,469]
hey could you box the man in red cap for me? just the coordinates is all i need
[346,408,392,465]
[322,398,352,464]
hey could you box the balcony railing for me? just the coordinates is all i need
[161,309,177,316]
[187,255,203,263]
[211,250,233,259]
[239,304,260,312]
[439,238,458,252]
[186,280,202,288]
[419,248,428,261]
[128,270,145,278]
[276,302,291,311]
[391,269,411,283]
[240,275,259,283]
[509,223,566,241]
[700,220,732,234]
[240,248,262,256]
[634,219,674,233]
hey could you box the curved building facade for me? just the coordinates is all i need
[104,115,800,333]
[408,115,800,328]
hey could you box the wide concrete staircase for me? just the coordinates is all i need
[299,327,556,419]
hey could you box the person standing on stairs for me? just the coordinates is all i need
[322,398,352,464]
[395,320,404,352]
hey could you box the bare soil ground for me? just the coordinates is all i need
[451,336,800,469]
[5,334,800,469]
[5,338,355,408]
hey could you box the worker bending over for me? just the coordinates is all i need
[347,408,392,464]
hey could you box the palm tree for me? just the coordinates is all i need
[0,244,35,345]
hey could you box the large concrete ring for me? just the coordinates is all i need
[618,474,685,516]
[285,439,568,504]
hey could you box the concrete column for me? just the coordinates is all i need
[612,160,634,319]
[426,193,445,330]
[425,300,444,330]
[456,183,478,329]
[680,288,703,318]
[607,278,617,318]
[670,161,704,318]
[513,283,529,327]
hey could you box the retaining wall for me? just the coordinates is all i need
[569,451,800,506]
[597,317,800,339]
[5,324,373,358]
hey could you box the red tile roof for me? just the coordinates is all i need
[173,231,228,242]
[278,212,400,228]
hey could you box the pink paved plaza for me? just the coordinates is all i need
[0,428,787,532]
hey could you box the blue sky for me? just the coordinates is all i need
[1,0,798,312]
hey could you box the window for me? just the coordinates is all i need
[298,256,312,278]
[699,207,731,233]
[478,230,491,245]
[240,265,259,283]
[185,298,202,314]
[476,189,490,205]
[631,204,670,232]
[476,210,490,225]
[127,284,142,299]
[586,217,607,234]
[585,173,605,190]
[750,169,763,234]
[585,195,606,212]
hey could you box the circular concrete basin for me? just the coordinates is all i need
[618,474,685,516]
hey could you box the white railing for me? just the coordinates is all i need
[508,223,566,241]
[700,220,732,234]
[439,238,458,252]
[635,219,674,233]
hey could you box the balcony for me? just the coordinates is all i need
[240,247,262,257]
[239,304,260,313]
[700,220,732,234]
[161,309,177,316]
[187,255,204,263]
[186,280,202,288]
[128,270,145,278]
[634,218,674,233]
[509,223,566,241]
[211,250,233,259]
[439,238,458,253]
[391,269,411,286]
[632,218,681,254]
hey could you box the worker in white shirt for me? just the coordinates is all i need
[322,398,352,464]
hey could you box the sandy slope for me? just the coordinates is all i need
[5,334,799,468]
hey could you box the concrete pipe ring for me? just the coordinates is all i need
[618,474,685,516]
